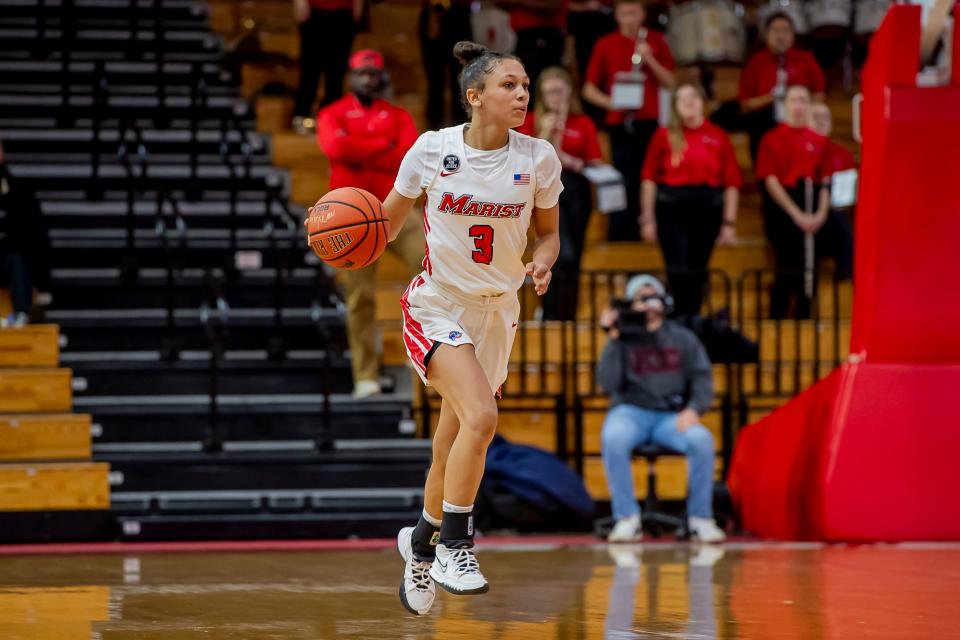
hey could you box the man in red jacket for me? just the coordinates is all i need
[316,49,425,398]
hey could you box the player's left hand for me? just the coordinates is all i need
[525,262,552,296]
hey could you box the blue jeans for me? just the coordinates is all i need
[600,403,715,519]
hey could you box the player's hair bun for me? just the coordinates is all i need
[453,41,489,66]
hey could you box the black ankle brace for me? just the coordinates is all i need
[411,515,440,561]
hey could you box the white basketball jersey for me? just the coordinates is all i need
[395,124,562,302]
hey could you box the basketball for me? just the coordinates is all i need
[305,187,388,270]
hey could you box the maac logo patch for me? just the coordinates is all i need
[441,154,461,176]
[448,330,463,341]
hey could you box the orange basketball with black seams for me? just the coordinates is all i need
[305,187,388,270]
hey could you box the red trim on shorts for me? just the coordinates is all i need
[400,275,432,375]
[421,200,432,275]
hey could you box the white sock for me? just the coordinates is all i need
[442,500,473,514]
[422,509,442,527]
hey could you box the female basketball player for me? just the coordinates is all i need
[381,41,561,614]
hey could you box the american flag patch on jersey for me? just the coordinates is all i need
[513,173,530,185]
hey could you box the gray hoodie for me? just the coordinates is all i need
[595,321,714,415]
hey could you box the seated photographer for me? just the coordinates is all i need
[597,274,725,543]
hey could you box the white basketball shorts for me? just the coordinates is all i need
[399,274,520,396]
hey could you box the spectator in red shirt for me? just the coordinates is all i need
[497,0,568,102]
[640,83,741,316]
[291,0,363,134]
[810,102,856,175]
[809,101,854,280]
[756,85,843,319]
[583,0,675,241]
[519,66,603,320]
[738,12,825,162]
[316,50,425,398]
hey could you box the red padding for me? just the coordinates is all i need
[730,363,960,541]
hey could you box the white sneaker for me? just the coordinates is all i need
[397,527,436,615]
[352,379,381,399]
[607,514,643,542]
[607,546,641,568]
[688,516,726,543]
[690,545,725,567]
[429,543,489,595]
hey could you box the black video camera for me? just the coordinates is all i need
[610,298,650,338]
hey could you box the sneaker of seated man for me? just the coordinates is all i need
[596,274,726,544]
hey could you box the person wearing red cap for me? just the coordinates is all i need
[738,12,825,162]
[291,0,364,134]
[316,49,424,398]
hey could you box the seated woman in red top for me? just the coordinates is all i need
[640,83,741,317]
[518,66,603,320]
[810,102,856,176]
[756,84,849,319]
[809,101,854,280]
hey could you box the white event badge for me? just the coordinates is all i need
[830,169,858,208]
[582,164,627,213]
[610,29,647,111]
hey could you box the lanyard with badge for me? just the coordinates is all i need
[610,28,648,111]
[773,55,788,123]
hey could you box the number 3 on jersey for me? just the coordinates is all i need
[469,224,494,265]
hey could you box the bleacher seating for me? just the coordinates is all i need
[211,0,856,506]
[0,324,110,541]
[0,0,859,539]
[0,0,429,541]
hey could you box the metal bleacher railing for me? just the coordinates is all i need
[735,268,849,432]
[414,267,848,484]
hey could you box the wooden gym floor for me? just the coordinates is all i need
[0,538,958,639]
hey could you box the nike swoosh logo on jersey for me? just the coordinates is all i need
[439,170,459,177]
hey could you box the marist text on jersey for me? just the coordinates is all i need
[437,192,527,219]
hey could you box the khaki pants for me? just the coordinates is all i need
[341,215,425,384]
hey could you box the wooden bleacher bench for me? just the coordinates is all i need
[0,462,110,511]
[0,368,72,413]
[0,414,93,462]
[0,324,109,517]
[0,324,59,367]
[0,585,110,636]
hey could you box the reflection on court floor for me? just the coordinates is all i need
[0,542,957,639]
